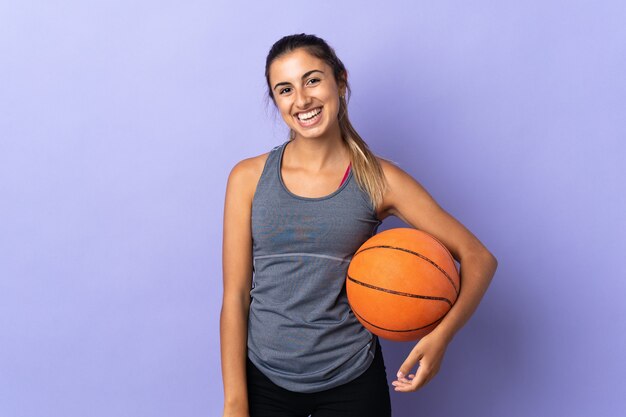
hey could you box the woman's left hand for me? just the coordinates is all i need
[391,330,451,392]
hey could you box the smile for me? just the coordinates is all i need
[295,107,323,127]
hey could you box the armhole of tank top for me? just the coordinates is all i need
[355,180,381,223]
[251,147,277,204]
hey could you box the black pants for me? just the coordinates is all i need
[246,341,392,417]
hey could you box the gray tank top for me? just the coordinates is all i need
[248,140,383,393]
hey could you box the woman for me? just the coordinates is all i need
[221,33,498,417]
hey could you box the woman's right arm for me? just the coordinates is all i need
[221,160,256,417]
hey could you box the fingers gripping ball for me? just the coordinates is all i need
[346,228,460,342]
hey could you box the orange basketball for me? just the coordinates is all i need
[346,227,460,342]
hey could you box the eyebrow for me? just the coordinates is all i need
[273,69,324,91]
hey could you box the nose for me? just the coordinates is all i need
[294,88,312,109]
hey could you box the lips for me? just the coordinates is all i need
[295,107,323,120]
[294,106,323,127]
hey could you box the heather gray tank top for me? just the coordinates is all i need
[248,140,383,393]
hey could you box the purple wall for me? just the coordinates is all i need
[1,1,624,416]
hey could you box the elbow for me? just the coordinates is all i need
[464,246,498,274]
[484,250,498,276]
[486,249,498,267]
[487,252,498,273]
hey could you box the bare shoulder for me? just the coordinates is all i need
[373,155,440,224]
[372,156,418,220]
[376,155,409,185]
[226,151,271,200]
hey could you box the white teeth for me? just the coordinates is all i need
[297,108,322,120]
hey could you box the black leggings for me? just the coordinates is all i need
[246,341,392,417]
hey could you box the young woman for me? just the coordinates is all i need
[221,33,498,417]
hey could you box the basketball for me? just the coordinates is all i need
[346,227,460,342]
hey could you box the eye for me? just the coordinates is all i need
[279,87,292,95]
[307,78,320,86]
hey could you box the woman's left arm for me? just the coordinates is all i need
[375,159,498,392]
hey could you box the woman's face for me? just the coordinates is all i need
[268,48,345,140]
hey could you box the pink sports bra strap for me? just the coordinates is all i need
[339,162,352,188]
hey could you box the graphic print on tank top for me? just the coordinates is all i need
[248,140,382,393]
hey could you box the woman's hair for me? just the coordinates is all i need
[264,33,388,212]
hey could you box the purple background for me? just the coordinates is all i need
[1,1,625,416]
